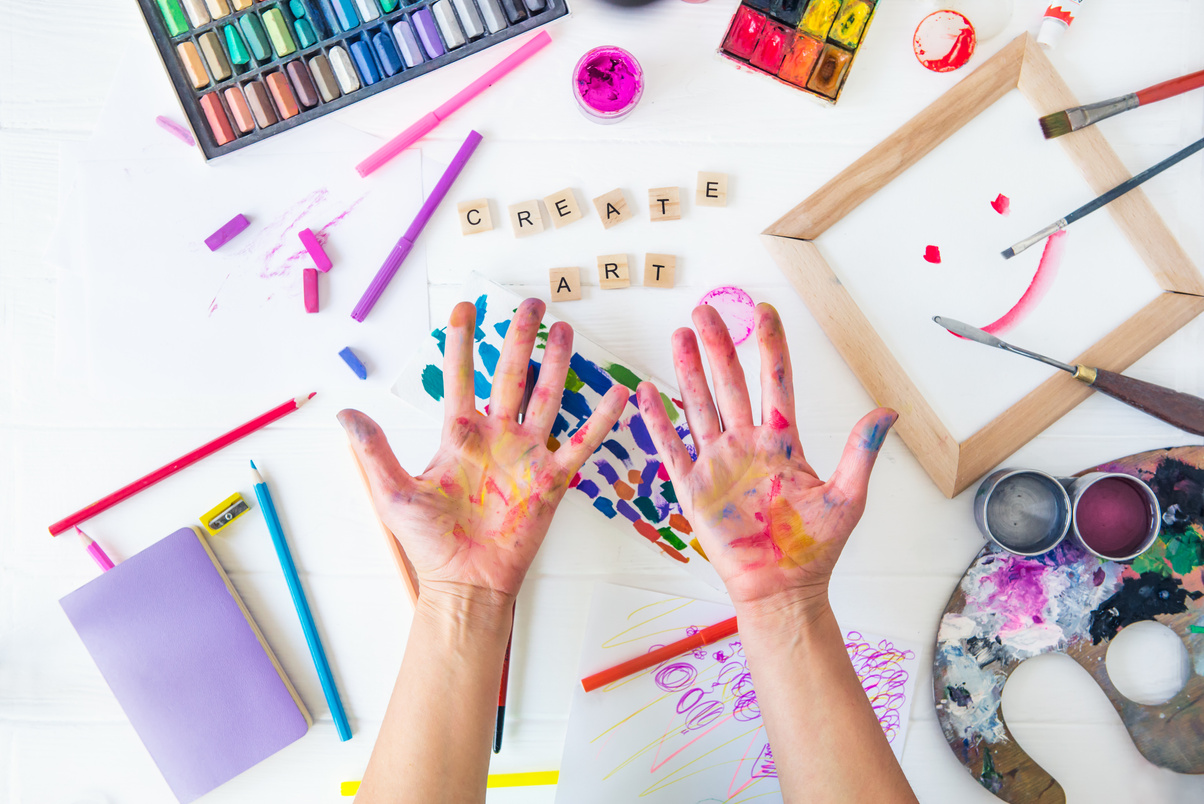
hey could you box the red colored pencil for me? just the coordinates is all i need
[48,393,315,536]
[581,616,739,692]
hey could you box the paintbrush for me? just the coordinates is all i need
[933,316,1204,436]
[1002,134,1204,258]
[1039,68,1204,139]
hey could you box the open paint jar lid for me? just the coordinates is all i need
[572,46,644,124]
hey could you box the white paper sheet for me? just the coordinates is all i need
[557,584,921,803]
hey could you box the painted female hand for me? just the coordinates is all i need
[339,299,628,604]
[636,303,897,613]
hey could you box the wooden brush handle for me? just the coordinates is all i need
[1088,368,1204,436]
[1137,68,1204,105]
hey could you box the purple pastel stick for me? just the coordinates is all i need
[298,228,332,271]
[412,9,445,59]
[351,130,482,322]
[156,115,196,146]
[204,214,250,251]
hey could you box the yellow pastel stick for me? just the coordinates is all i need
[340,772,558,796]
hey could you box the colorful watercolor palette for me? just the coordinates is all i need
[136,0,567,159]
[718,0,877,103]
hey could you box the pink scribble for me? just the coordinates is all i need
[699,286,756,345]
[991,194,1011,216]
[768,409,790,430]
[844,631,914,743]
[206,273,231,318]
[981,229,1068,336]
[155,115,195,147]
[974,555,1053,637]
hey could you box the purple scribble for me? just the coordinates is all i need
[844,631,914,743]
[206,273,231,318]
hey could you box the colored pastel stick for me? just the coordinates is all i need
[262,8,298,56]
[412,9,444,59]
[240,13,271,60]
[205,213,250,250]
[251,461,352,742]
[328,45,361,92]
[199,94,237,144]
[452,0,484,38]
[47,394,315,535]
[294,18,318,48]
[352,130,482,321]
[224,24,251,66]
[303,268,319,312]
[331,0,361,31]
[372,31,404,76]
[581,616,739,692]
[477,0,507,34]
[352,0,380,22]
[349,40,381,85]
[379,0,400,10]
[392,19,424,67]
[431,1,465,49]
[154,0,191,36]
[299,228,332,270]
[356,31,549,177]
[338,346,368,379]
[287,60,320,107]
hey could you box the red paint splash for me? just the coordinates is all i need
[914,10,976,73]
[768,409,790,430]
[991,194,1011,216]
[657,463,670,482]
[924,245,941,264]
[981,230,1068,335]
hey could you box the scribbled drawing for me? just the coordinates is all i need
[393,277,723,590]
[844,631,916,744]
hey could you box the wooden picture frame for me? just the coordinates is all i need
[762,34,1204,498]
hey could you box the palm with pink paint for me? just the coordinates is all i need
[636,303,897,609]
[340,299,628,600]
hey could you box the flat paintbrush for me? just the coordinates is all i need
[1040,68,1204,139]
[933,316,1204,436]
[1002,134,1204,258]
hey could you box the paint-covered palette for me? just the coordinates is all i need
[392,275,723,591]
[934,446,1204,803]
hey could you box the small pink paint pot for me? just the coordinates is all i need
[1067,472,1161,562]
[572,46,644,124]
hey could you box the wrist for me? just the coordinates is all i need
[415,581,515,637]
[734,588,835,641]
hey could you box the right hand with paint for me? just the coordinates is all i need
[635,303,897,618]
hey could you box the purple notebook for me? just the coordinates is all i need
[60,527,310,803]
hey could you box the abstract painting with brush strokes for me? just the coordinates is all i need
[392,275,723,591]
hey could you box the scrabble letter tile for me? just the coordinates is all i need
[643,254,676,288]
[696,172,728,207]
[648,187,681,221]
[597,254,630,289]
[457,199,493,235]
[592,188,633,229]
[508,200,545,237]
[549,267,582,301]
[543,188,584,228]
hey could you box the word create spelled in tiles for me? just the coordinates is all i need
[457,198,493,235]
[643,253,675,287]
[508,199,545,237]
[648,186,681,221]
[543,187,584,228]
[549,266,582,301]
[593,188,633,229]
[696,172,728,206]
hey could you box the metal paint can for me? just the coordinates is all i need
[974,468,1072,555]
[1066,472,1161,562]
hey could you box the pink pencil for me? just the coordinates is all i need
[76,526,115,572]
[356,31,551,178]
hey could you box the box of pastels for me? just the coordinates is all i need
[718,0,877,103]
[137,0,567,159]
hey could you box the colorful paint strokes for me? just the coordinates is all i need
[719,0,877,103]
[392,275,723,591]
[934,446,1204,803]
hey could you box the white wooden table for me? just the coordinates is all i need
[3,0,1204,801]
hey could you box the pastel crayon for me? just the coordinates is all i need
[299,228,332,271]
[204,213,250,250]
[412,9,445,58]
[204,0,231,17]
[432,0,466,48]
[750,20,791,72]
[392,19,425,67]
[181,0,210,28]
[304,268,320,312]
[777,33,823,86]
[200,93,236,144]
[244,80,279,127]
[350,39,382,84]
[224,24,251,66]
[224,86,256,132]
[232,0,252,8]
[262,8,298,57]
[154,0,190,36]
[452,0,485,39]
[309,53,342,101]
[806,43,852,98]
[477,0,508,33]
[198,31,232,81]
[497,0,526,24]
[523,0,545,12]
[240,13,272,61]
[311,0,342,32]
[379,0,400,10]
[328,45,361,92]
[178,41,210,89]
[372,31,404,76]
[331,0,361,31]
[294,18,319,47]
[287,59,320,107]
[266,71,301,117]
[352,0,381,22]
[723,6,766,61]
[338,347,368,379]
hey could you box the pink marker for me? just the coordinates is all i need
[76,526,115,572]
[356,32,550,177]
[298,228,332,272]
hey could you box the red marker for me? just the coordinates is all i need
[581,616,739,693]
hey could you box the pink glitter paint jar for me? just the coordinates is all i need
[572,46,644,124]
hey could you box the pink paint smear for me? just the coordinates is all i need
[924,245,941,264]
[700,286,756,345]
[991,194,1010,216]
[981,230,1068,335]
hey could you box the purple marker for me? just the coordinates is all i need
[204,214,251,251]
[351,130,483,322]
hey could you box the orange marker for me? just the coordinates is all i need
[581,616,738,692]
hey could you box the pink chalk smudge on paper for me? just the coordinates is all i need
[924,245,941,264]
[981,229,1068,335]
[156,115,196,147]
[991,194,1011,216]
[700,286,756,345]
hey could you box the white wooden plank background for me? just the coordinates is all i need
[3,0,1204,802]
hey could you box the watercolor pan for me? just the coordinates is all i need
[135,0,567,159]
[718,0,877,104]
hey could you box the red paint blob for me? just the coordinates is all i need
[768,409,790,430]
[991,194,1011,216]
[924,245,941,263]
[913,11,975,73]
[981,229,1067,336]
[1075,477,1152,559]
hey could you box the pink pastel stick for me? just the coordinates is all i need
[204,214,250,251]
[156,115,196,147]
[303,268,319,313]
[298,228,332,272]
[355,31,551,178]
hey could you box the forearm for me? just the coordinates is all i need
[737,593,917,804]
[356,586,514,804]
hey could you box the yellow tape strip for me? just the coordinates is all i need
[341,771,558,796]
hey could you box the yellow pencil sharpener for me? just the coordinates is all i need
[200,493,251,536]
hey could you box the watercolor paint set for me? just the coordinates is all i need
[719,0,878,103]
[137,0,567,159]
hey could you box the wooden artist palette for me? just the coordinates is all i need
[934,446,1204,803]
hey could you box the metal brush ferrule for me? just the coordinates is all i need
[1068,94,1139,131]
[1073,365,1098,384]
[1005,219,1068,258]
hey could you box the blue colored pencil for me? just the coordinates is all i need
[251,460,352,742]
